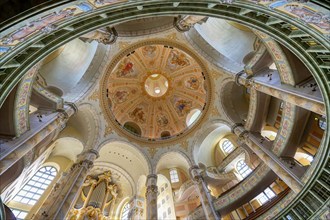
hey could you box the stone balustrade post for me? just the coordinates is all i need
[145,174,158,220]
[189,165,220,220]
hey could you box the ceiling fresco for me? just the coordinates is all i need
[103,44,209,140]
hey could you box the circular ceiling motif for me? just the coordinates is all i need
[101,41,212,144]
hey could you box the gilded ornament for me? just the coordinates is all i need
[165,33,177,40]
[104,124,113,137]
[88,89,99,101]
[180,140,189,150]
[118,41,131,50]
[211,106,221,117]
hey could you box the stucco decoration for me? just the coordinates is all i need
[14,64,39,136]
[0,7,84,46]
[253,30,295,86]
[0,0,328,57]
[269,1,330,34]
[102,42,210,142]
[88,0,127,8]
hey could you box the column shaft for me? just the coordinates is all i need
[145,174,158,220]
[190,166,220,220]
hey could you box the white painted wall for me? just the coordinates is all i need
[40,39,98,95]
[195,18,256,66]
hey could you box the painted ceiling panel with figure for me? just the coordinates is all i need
[103,43,210,141]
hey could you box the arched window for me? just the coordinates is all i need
[236,160,252,178]
[123,122,142,136]
[121,202,130,220]
[186,109,201,127]
[169,169,179,183]
[161,131,171,139]
[319,116,326,130]
[12,166,57,206]
[221,139,234,154]
[11,208,28,220]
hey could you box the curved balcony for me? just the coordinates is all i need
[175,180,195,202]
[204,167,237,185]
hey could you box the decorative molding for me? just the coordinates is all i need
[88,88,99,102]
[180,140,189,151]
[211,106,221,117]
[104,124,113,138]
[99,39,214,147]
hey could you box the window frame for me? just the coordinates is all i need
[169,169,179,183]
[12,166,57,206]
[236,160,252,178]
[221,139,235,155]
[121,202,130,220]
[10,208,29,220]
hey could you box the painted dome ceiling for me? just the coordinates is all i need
[102,43,210,142]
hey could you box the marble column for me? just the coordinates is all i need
[236,73,325,115]
[32,149,99,220]
[145,174,158,220]
[189,166,220,220]
[232,124,303,193]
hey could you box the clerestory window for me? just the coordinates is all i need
[221,139,235,154]
[169,169,179,183]
[236,160,252,178]
[12,166,57,206]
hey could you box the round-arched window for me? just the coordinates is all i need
[169,169,179,183]
[12,166,57,205]
[236,160,252,178]
[186,109,201,127]
[121,202,130,220]
[123,121,142,136]
[221,139,235,154]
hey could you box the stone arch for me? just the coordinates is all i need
[155,151,191,175]
[191,120,232,167]
[48,137,84,166]
[38,39,99,96]
[96,139,152,181]
[59,103,100,150]
[219,78,249,124]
